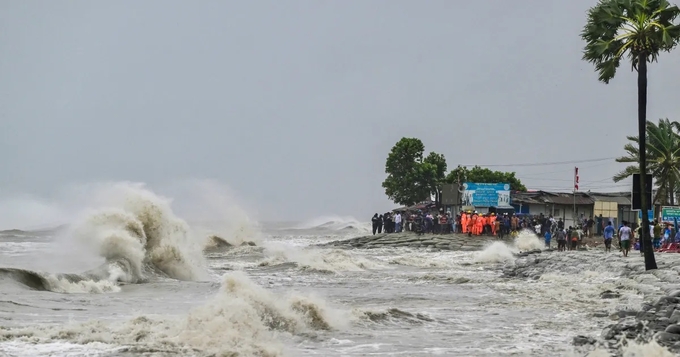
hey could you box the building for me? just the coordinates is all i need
[510,191,632,228]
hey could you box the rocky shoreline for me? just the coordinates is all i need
[319,232,680,354]
[503,249,680,355]
[316,232,514,251]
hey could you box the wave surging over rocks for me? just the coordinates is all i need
[0,272,348,356]
[501,247,680,355]
[474,230,544,263]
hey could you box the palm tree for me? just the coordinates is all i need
[613,119,680,206]
[582,0,680,271]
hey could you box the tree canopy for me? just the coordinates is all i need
[445,165,527,192]
[382,138,529,206]
[613,118,680,205]
[581,0,680,84]
[382,138,447,206]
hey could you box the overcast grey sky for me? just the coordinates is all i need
[1,1,680,224]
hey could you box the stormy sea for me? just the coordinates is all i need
[0,182,678,356]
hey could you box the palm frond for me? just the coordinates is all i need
[582,0,680,82]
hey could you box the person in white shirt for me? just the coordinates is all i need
[618,221,633,257]
[395,213,402,233]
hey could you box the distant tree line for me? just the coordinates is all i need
[381,137,527,207]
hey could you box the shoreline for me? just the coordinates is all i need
[316,232,515,251]
[504,249,680,355]
[318,231,680,354]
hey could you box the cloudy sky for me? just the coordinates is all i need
[1,1,679,225]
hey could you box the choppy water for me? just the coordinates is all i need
[0,183,676,356]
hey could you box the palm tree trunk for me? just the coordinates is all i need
[638,55,657,271]
[671,178,676,206]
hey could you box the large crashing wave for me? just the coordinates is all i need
[71,183,208,283]
[0,183,208,292]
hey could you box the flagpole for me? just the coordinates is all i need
[573,167,578,227]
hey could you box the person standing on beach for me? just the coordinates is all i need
[569,227,580,251]
[394,212,402,233]
[372,214,380,235]
[618,221,632,257]
[603,221,615,253]
[653,220,662,249]
[557,228,566,251]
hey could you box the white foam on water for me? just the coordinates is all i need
[0,271,348,356]
[260,242,385,272]
[473,230,542,263]
[513,230,544,251]
[474,241,517,263]
[584,340,677,356]
[291,215,371,234]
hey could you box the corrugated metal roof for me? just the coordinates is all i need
[589,192,632,205]
[511,191,595,205]
[548,195,594,205]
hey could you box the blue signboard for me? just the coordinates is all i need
[462,182,511,207]
[637,210,654,221]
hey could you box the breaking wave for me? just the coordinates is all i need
[0,272,348,356]
[474,230,544,263]
[0,267,121,294]
[355,307,436,325]
[0,183,210,293]
[291,215,371,233]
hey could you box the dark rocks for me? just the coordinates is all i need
[665,324,680,334]
[602,290,680,355]
[573,335,597,346]
[670,311,680,324]
[593,311,609,318]
[609,310,638,319]
[516,249,541,257]
[315,232,513,252]
[600,290,621,299]
[656,332,680,343]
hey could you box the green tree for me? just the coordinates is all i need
[613,119,680,206]
[445,165,527,192]
[423,152,448,205]
[382,138,447,206]
[581,0,680,270]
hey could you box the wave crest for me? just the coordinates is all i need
[69,183,207,283]
[0,272,347,355]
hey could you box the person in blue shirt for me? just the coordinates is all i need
[544,230,552,249]
[603,221,615,253]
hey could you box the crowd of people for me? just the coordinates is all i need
[371,209,680,257]
[371,210,560,238]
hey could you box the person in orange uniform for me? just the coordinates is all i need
[468,213,477,237]
[480,214,488,235]
[474,213,484,236]
[490,213,497,236]
[460,212,470,234]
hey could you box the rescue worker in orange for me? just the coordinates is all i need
[460,212,470,234]
[474,213,484,235]
[468,212,477,237]
[490,213,497,236]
